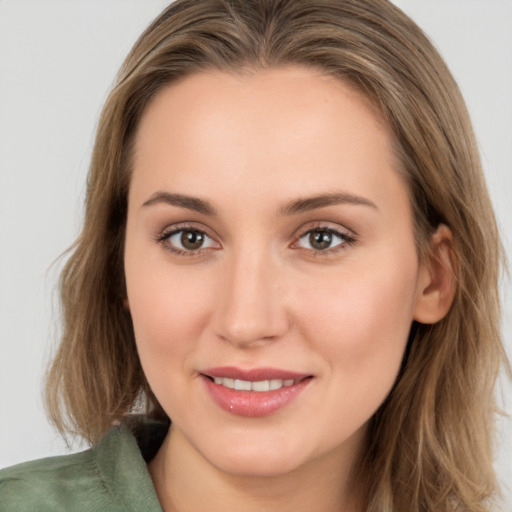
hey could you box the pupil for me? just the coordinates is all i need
[181,231,204,250]
[310,230,332,250]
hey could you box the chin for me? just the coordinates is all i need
[193,427,327,479]
[210,449,307,478]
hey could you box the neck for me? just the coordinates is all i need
[149,425,363,512]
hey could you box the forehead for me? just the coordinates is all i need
[130,66,405,213]
[134,66,390,153]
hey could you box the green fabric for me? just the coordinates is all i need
[0,422,166,511]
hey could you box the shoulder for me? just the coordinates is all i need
[0,447,102,511]
[0,421,167,512]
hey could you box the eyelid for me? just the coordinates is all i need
[293,220,356,238]
[154,220,357,257]
[290,222,358,253]
[155,222,221,256]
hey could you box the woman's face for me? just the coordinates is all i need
[124,67,429,477]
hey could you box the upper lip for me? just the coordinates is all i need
[201,366,311,381]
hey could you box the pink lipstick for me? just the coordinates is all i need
[201,366,312,417]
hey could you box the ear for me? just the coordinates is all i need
[413,224,457,324]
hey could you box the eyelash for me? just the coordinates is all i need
[155,223,218,257]
[293,224,357,256]
[155,223,358,258]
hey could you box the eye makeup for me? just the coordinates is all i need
[154,222,220,257]
[153,220,358,260]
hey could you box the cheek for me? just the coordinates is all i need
[295,253,419,398]
[125,258,214,384]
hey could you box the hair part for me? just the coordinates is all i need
[45,1,509,510]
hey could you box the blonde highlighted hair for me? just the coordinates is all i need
[46,1,509,510]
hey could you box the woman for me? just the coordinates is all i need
[0,0,508,510]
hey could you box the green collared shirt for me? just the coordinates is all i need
[0,421,167,511]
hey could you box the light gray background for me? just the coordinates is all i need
[1,0,511,508]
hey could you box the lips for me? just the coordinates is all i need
[211,376,298,392]
[201,366,313,417]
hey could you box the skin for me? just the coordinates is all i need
[124,66,455,512]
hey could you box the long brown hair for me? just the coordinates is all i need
[45,1,509,509]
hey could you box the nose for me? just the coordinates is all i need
[212,246,290,348]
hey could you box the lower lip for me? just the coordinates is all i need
[202,376,311,417]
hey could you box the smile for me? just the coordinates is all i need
[211,377,298,392]
[201,367,313,417]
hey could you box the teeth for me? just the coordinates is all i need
[252,380,270,392]
[212,377,298,392]
[269,379,282,390]
[234,379,252,391]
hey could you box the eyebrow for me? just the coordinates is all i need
[141,190,377,216]
[280,192,378,215]
[142,191,218,215]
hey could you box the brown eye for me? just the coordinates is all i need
[165,229,216,253]
[296,227,353,253]
[309,230,333,250]
[181,230,205,250]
